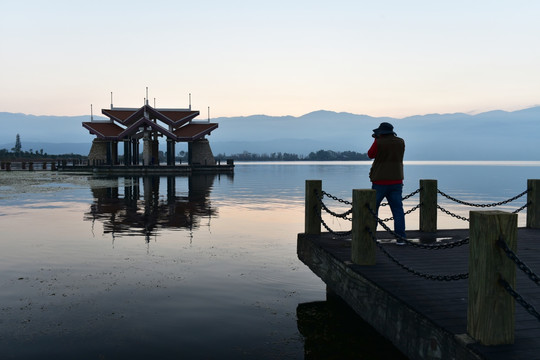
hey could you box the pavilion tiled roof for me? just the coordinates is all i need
[173,123,219,141]
[101,109,136,123]
[82,122,125,140]
[160,110,200,127]
[84,104,215,142]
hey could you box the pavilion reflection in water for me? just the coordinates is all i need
[84,174,231,241]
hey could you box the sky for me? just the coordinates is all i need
[1,0,540,118]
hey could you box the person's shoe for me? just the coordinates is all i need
[396,239,406,246]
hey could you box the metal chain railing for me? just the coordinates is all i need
[499,278,540,321]
[380,188,420,207]
[315,186,528,241]
[437,189,528,208]
[318,190,353,219]
[367,227,468,281]
[380,204,421,222]
[367,205,470,249]
[322,190,352,206]
[436,194,529,222]
[321,201,353,219]
[437,205,470,222]
[320,218,352,237]
[497,237,540,286]
[321,188,421,223]
[513,202,530,214]
[314,190,352,237]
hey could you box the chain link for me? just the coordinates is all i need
[318,190,353,219]
[314,191,352,237]
[381,188,420,207]
[320,216,352,237]
[403,188,421,200]
[437,189,528,208]
[367,228,468,281]
[322,190,352,205]
[436,202,528,220]
[437,205,470,222]
[513,202,530,214]
[379,204,421,222]
[497,238,540,286]
[499,278,540,321]
[321,201,353,219]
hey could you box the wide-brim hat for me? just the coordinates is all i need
[373,122,396,136]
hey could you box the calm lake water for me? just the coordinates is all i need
[0,161,538,359]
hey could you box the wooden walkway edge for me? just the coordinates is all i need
[297,229,540,360]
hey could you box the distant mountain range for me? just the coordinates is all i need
[1,107,539,160]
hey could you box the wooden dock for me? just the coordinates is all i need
[299,179,540,360]
[297,229,540,360]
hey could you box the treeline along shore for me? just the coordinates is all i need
[215,150,369,161]
[1,148,369,162]
[0,134,85,161]
[0,149,86,161]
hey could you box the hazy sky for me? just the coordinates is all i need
[2,0,539,118]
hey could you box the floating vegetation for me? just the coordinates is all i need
[0,172,90,198]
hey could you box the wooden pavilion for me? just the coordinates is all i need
[82,102,219,168]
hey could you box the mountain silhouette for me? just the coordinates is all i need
[1,107,539,160]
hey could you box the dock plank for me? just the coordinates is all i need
[298,228,540,360]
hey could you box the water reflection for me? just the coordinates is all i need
[297,293,408,359]
[84,174,232,240]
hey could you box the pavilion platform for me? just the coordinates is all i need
[57,163,234,174]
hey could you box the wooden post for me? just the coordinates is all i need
[305,180,322,235]
[420,179,437,232]
[526,179,540,229]
[351,189,377,265]
[468,210,517,345]
[28,162,34,171]
[51,162,56,171]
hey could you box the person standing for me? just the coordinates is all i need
[367,122,406,244]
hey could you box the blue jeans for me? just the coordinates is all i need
[372,183,406,239]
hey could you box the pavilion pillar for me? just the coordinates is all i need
[152,134,159,165]
[112,141,118,165]
[167,139,175,166]
[123,140,131,165]
[143,132,151,166]
[132,139,139,165]
[106,142,112,165]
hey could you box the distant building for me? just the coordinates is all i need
[82,103,218,166]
